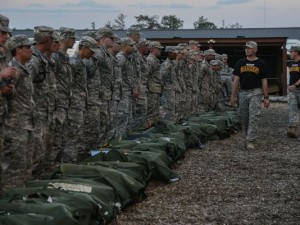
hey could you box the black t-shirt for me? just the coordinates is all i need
[288,60,300,86]
[233,58,269,90]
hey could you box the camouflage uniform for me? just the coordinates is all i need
[63,53,88,162]
[199,60,213,112]
[161,57,178,122]
[176,60,187,121]
[29,46,51,169]
[2,35,35,188]
[50,50,72,163]
[83,55,101,150]
[287,89,300,128]
[116,50,139,138]
[147,54,162,124]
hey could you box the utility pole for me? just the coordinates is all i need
[222,20,225,28]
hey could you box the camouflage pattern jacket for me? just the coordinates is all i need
[147,54,162,94]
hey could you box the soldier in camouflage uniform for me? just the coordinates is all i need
[63,36,97,162]
[287,46,300,138]
[127,28,142,130]
[220,54,234,99]
[0,14,16,186]
[210,60,225,111]
[146,41,164,125]
[94,28,116,144]
[189,40,201,52]
[231,41,270,150]
[43,32,59,166]
[107,36,122,139]
[50,27,76,163]
[160,46,179,122]
[2,35,35,188]
[188,51,199,116]
[199,49,215,112]
[116,37,138,139]
[28,26,54,171]
[135,38,150,127]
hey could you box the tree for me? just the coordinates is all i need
[193,16,217,29]
[113,13,126,30]
[104,20,113,29]
[160,15,184,30]
[134,15,161,30]
[225,22,243,29]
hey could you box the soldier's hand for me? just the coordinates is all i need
[0,67,17,79]
[230,96,237,107]
[288,85,296,92]
[263,99,270,108]
[1,84,14,95]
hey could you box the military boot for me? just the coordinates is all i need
[287,127,298,138]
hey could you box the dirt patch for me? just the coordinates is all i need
[111,103,300,225]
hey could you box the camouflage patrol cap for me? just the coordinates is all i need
[178,43,191,50]
[165,46,178,53]
[245,41,257,49]
[127,27,141,36]
[204,49,216,56]
[215,54,222,60]
[81,30,97,40]
[175,46,186,54]
[96,27,115,40]
[120,37,135,46]
[136,38,150,48]
[52,31,60,42]
[189,40,201,46]
[289,46,300,53]
[8,35,36,51]
[210,60,224,67]
[79,36,98,53]
[34,26,54,42]
[221,54,228,59]
[59,27,76,40]
[0,14,11,33]
[187,50,197,58]
[149,41,164,49]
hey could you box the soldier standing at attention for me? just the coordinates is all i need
[51,27,76,163]
[2,35,35,188]
[28,26,54,171]
[63,36,97,162]
[231,41,270,150]
[160,46,179,122]
[146,41,164,126]
[286,46,300,138]
[0,14,16,184]
[116,37,137,139]
[189,40,201,52]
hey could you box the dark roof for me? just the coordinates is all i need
[11,27,300,40]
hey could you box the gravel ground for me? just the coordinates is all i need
[111,103,300,225]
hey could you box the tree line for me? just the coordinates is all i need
[103,14,243,30]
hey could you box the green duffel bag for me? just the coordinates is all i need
[121,150,180,183]
[0,200,80,225]
[0,213,57,225]
[83,161,149,185]
[3,187,109,225]
[55,164,146,208]
[27,178,121,221]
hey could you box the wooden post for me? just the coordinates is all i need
[282,43,287,96]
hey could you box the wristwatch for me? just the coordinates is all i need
[264,96,269,100]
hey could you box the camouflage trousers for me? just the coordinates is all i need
[115,91,132,140]
[161,89,176,122]
[45,107,68,164]
[185,89,193,118]
[147,92,161,125]
[287,89,300,128]
[83,105,101,150]
[192,91,198,116]
[1,126,34,188]
[175,91,181,122]
[62,108,84,163]
[32,113,48,170]
[238,88,262,142]
[132,88,148,129]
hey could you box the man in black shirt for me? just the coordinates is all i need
[287,46,300,138]
[231,41,270,150]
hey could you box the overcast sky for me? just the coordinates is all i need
[1,0,300,29]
